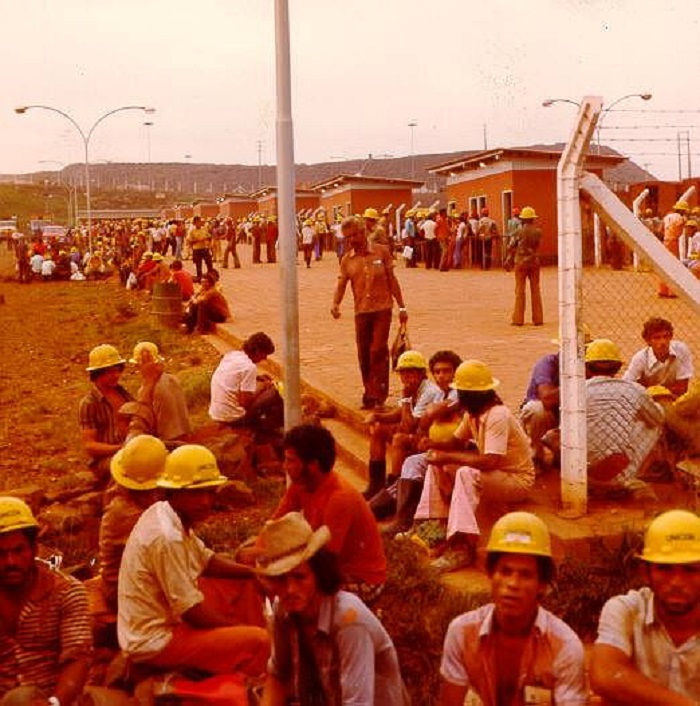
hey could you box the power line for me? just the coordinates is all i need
[601,124,699,130]
[609,108,700,114]
[603,137,700,142]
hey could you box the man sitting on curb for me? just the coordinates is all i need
[591,509,700,705]
[270,424,387,603]
[414,360,534,572]
[439,512,587,706]
[257,512,408,706]
[208,331,283,440]
[79,344,133,481]
[0,498,93,705]
[89,435,168,632]
[364,350,443,499]
[127,341,192,445]
[118,444,269,678]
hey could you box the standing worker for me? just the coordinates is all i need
[187,216,213,283]
[509,206,544,327]
[331,216,408,410]
[659,200,688,298]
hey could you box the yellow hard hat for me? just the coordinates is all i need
[585,338,623,364]
[129,341,165,365]
[673,200,689,212]
[646,385,673,399]
[143,251,153,258]
[452,360,500,392]
[152,253,164,262]
[486,511,552,558]
[157,445,227,489]
[405,210,415,218]
[110,435,168,490]
[0,497,39,535]
[428,418,461,443]
[520,206,537,220]
[363,208,380,220]
[86,344,126,372]
[640,510,700,564]
[691,206,700,215]
[685,219,698,228]
[396,350,427,371]
[303,219,312,226]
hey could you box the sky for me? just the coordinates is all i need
[1,0,699,181]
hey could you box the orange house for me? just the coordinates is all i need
[310,174,424,223]
[219,194,256,221]
[192,202,220,218]
[251,186,319,219]
[429,146,624,264]
[617,180,695,216]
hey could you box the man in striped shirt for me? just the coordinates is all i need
[0,498,92,705]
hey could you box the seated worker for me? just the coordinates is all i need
[271,424,387,603]
[183,270,231,334]
[414,360,534,572]
[142,252,169,292]
[440,512,587,706]
[0,498,93,705]
[363,350,443,499]
[135,251,156,289]
[169,259,194,300]
[208,331,282,437]
[623,317,694,397]
[128,341,192,444]
[95,435,168,615]
[585,339,664,493]
[372,349,463,534]
[591,509,700,705]
[117,444,269,677]
[257,512,407,706]
[78,344,133,480]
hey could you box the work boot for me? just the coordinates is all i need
[368,485,397,520]
[363,460,386,500]
[382,479,423,537]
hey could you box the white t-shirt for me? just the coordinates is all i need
[41,259,56,276]
[208,350,258,422]
[623,340,694,389]
[422,219,437,241]
[301,226,315,245]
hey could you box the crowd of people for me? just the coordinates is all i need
[2,205,699,705]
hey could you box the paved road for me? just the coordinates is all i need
[211,243,560,412]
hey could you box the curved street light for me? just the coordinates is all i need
[542,93,652,154]
[14,104,155,250]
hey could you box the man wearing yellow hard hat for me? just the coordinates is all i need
[79,344,133,480]
[585,338,664,493]
[118,444,269,677]
[0,498,93,705]
[659,200,688,298]
[591,509,700,704]
[440,512,586,706]
[507,205,544,327]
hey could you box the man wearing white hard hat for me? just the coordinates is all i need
[591,509,700,704]
[257,512,407,706]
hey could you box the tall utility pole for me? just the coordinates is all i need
[257,140,264,188]
[408,120,417,179]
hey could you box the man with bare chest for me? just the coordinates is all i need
[78,344,133,480]
[439,512,586,706]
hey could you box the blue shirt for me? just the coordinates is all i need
[524,353,560,402]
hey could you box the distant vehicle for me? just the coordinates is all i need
[42,225,68,241]
[0,218,18,243]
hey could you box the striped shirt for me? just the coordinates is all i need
[78,384,133,458]
[0,563,93,695]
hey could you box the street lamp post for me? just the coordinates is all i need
[408,120,417,179]
[542,93,652,153]
[14,104,155,250]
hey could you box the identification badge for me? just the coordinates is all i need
[523,685,553,705]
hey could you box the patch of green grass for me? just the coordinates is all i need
[178,368,213,411]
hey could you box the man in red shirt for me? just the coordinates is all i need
[169,259,194,300]
[272,424,387,603]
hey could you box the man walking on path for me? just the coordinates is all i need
[591,509,700,705]
[331,216,408,409]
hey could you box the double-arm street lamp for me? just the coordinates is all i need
[14,104,155,250]
[542,93,652,153]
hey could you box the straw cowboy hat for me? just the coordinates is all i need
[255,512,330,576]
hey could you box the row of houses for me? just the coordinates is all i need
[160,144,698,264]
